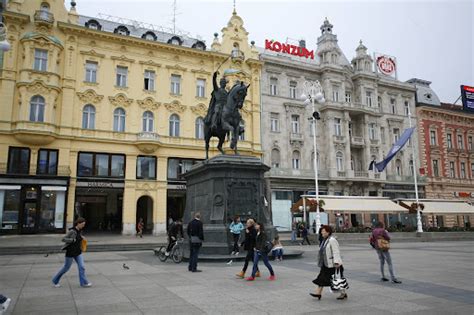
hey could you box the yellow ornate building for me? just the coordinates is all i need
[0,0,262,235]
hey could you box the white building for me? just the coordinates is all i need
[260,19,424,230]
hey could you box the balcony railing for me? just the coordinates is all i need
[351,136,364,146]
[290,133,303,141]
[374,173,381,179]
[268,167,329,179]
[354,171,368,178]
[137,132,160,141]
[34,10,54,24]
[337,171,346,177]
[333,135,345,142]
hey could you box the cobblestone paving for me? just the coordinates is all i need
[0,241,473,314]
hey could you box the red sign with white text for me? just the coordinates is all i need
[265,39,315,60]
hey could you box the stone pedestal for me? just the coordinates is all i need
[183,155,273,255]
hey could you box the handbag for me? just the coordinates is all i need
[377,237,390,251]
[330,268,349,292]
[81,239,88,252]
[190,236,202,244]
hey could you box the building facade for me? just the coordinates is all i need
[411,79,474,227]
[260,19,424,230]
[0,1,262,235]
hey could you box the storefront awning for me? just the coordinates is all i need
[398,199,474,214]
[291,196,407,213]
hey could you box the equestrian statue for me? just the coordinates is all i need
[203,71,250,159]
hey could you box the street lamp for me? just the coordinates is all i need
[301,80,325,234]
[408,106,423,233]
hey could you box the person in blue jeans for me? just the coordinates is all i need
[271,235,284,261]
[246,222,276,281]
[52,217,92,288]
[229,216,244,255]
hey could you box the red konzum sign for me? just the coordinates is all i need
[265,39,315,60]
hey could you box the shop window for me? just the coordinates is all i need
[37,149,58,175]
[136,156,156,180]
[40,188,66,230]
[8,147,30,174]
[0,188,21,231]
[77,152,125,178]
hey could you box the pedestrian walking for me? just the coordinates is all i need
[369,221,402,284]
[0,294,11,315]
[235,219,260,278]
[136,217,144,238]
[52,217,92,288]
[187,212,204,272]
[245,222,276,281]
[229,216,244,255]
[312,220,317,234]
[310,225,347,300]
[271,235,284,261]
[291,222,297,242]
[301,225,311,245]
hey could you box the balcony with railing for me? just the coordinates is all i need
[268,167,329,180]
[290,132,303,142]
[333,135,345,142]
[354,171,368,178]
[34,10,55,25]
[135,132,161,153]
[350,136,364,147]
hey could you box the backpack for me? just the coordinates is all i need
[263,241,273,254]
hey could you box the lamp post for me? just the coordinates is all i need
[301,80,325,234]
[408,106,423,233]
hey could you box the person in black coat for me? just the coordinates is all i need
[235,218,259,278]
[166,219,183,255]
[301,225,311,245]
[245,222,276,281]
[187,212,204,272]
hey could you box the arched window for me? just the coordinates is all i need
[395,159,402,176]
[29,95,45,122]
[169,114,180,137]
[142,111,154,132]
[238,120,245,141]
[113,108,125,132]
[141,31,157,41]
[114,25,130,36]
[292,151,300,169]
[271,149,280,168]
[82,104,95,129]
[195,117,204,139]
[85,19,102,30]
[336,152,344,171]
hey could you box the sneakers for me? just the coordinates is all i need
[381,277,389,282]
[165,252,170,257]
[392,279,402,284]
[235,252,239,256]
[255,271,261,278]
[245,276,255,281]
[52,283,61,288]
[268,275,276,281]
[231,251,235,255]
[1,298,11,314]
[81,282,92,287]
[236,271,245,278]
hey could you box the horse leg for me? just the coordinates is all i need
[217,135,225,155]
[204,126,210,159]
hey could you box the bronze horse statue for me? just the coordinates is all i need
[204,81,249,159]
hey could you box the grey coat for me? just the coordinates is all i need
[317,236,342,268]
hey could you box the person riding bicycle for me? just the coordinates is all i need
[165,219,183,256]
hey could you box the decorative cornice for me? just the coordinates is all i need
[190,103,208,117]
[17,80,61,94]
[109,93,133,107]
[139,60,162,67]
[80,49,105,58]
[191,68,211,75]
[137,97,161,111]
[164,100,186,113]
[76,89,104,104]
[111,55,135,63]
[166,64,187,72]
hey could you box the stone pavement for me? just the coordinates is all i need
[0,241,473,314]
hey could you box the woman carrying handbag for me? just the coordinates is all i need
[310,225,348,300]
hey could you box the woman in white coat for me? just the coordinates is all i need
[310,225,347,300]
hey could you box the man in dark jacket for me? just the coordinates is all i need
[301,225,311,245]
[166,219,183,256]
[235,218,260,278]
[187,212,204,272]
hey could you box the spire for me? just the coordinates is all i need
[320,17,333,35]
[233,0,237,15]
[356,40,368,57]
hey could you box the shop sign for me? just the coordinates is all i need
[460,85,474,112]
[454,192,474,198]
[76,181,124,188]
[265,39,315,59]
[167,184,186,190]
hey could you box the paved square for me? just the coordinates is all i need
[1,241,473,314]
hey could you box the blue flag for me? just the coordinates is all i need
[369,127,415,172]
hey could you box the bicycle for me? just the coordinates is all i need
[155,238,184,263]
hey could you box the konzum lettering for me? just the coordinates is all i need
[265,39,315,60]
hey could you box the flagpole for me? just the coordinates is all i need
[408,107,423,233]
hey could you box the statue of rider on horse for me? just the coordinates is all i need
[203,71,249,159]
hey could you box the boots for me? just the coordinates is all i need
[236,271,245,278]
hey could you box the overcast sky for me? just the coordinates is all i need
[72,0,473,104]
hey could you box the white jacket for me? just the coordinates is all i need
[318,236,343,268]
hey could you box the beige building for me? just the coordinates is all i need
[0,1,262,235]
